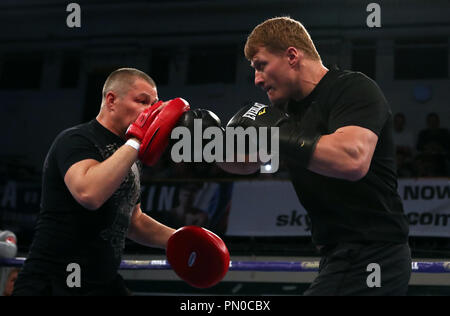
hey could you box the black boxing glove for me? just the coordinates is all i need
[173,108,224,163]
[177,108,223,131]
[227,102,320,168]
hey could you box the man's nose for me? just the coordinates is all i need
[254,71,264,88]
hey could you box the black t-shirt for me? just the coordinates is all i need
[285,67,409,246]
[24,120,141,286]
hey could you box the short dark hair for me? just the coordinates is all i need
[102,68,156,101]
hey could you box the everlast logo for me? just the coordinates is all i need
[242,103,267,120]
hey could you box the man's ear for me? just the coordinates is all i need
[286,47,302,67]
[104,91,117,112]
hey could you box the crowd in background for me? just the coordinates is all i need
[394,112,450,178]
[393,111,450,258]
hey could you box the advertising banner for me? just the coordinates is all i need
[226,179,450,237]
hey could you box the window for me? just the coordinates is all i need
[394,38,448,79]
[0,53,43,89]
[352,40,376,80]
[150,49,172,85]
[60,52,81,88]
[187,45,236,85]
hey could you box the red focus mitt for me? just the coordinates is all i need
[126,98,190,166]
[125,100,164,141]
[166,226,230,288]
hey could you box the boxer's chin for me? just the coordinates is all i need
[269,97,288,108]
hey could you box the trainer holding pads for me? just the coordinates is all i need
[13,68,229,295]
[217,17,410,295]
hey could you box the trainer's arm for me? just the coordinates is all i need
[308,125,378,181]
[127,204,175,249]
[64,143,139,210]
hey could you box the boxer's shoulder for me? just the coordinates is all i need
[336,69,376,88]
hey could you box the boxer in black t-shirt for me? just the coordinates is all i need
[220,17,411,295]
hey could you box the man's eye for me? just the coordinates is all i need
[255,63,265,71]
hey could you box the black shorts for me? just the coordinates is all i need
[12,270,131,296]
[304,242,411,296]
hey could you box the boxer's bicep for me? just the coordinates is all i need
[64,159,101,209]
[333,125,378,162]
[310,125,378,181]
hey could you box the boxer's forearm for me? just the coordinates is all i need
[65,144,138,210]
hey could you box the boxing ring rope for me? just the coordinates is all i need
[1,257,450,273]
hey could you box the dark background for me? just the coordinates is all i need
[0,0,449,282]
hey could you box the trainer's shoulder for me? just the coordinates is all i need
[54,121,94,144]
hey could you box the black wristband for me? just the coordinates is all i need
[279,122,321,168]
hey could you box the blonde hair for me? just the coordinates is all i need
[244,17,320,61]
